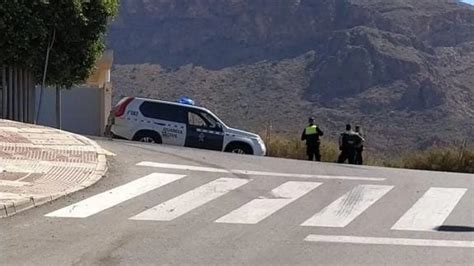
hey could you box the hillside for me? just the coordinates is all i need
[107,0,474,156]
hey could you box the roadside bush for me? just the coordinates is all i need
[400,146,474,173]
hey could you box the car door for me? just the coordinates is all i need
[139,101,187,146]
[185,109,224,151]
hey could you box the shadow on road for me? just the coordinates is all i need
[434,225,474,232]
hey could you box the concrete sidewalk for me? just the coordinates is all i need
[0,119,108,217]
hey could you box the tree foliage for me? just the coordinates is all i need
[0,0,119,87]
[0,1,47,71]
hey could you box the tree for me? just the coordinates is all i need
[0,1,48,122]
[38,0,119,128]
[0,0,119,126]
[0,1,47,72]
[40,0,119,87]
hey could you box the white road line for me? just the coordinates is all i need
[0,180,31,187]
[45,173,186,218]
[137,162,228,173]
[304,235,474,248]
[391,187,467,231]
[301,185,393,227]
[136,162,385,181]
[130,177,250,221]
[215,181,322,224]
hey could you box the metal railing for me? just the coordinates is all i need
[0,65,35,123]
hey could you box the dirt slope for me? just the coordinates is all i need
[107,0,474,155]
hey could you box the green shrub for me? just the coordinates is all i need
[400,146,474,173]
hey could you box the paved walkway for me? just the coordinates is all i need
[0,119,108,217]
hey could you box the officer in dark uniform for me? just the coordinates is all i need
[354,125,365,165]
[301,117,324,161]
[337,124,363,164]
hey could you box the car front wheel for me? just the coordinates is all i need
[225,142,253,155]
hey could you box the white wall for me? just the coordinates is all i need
[35,85,102,136]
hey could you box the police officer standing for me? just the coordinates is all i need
[337,124,363,164]
[354,125,365,165]
[301,117,324,161]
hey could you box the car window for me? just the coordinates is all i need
[200,112,219,129]
[187,110,222,131]
[139,101,186,123]
[188,112,208,127]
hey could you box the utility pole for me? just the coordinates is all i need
[36,28,56,124]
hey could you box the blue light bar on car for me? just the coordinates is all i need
[178,97,195,105]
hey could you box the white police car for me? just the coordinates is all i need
[109,97,266,156]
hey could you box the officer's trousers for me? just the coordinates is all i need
[355,147,363,165]
[307,143,321,161]
[337,148,356,164]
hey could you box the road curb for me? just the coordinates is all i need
[0,126,109,218]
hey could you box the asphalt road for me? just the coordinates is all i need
[1,138,473,265]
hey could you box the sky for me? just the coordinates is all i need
[462,0,474,5]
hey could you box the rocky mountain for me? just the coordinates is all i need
[107,0,474,156]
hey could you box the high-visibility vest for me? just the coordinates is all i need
[305,125,318,135]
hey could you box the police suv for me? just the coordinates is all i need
[109,97,266,156]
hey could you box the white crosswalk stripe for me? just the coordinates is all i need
[304,235,474,248]
[215,181,322,224]
[130,177,250,221]
[45,173,186,218]
[391,187,467,231]
[301,185,394,227]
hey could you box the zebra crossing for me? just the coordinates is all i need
[45,170,470,235]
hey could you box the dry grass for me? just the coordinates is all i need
[400,145,474,173]
[262,132,339,162]
[262,132,473,173]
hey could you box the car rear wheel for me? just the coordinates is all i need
[139,136,157,143]
[133,130,162,144]
[225,142,253,155]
